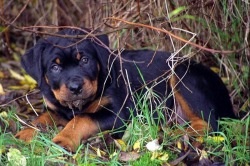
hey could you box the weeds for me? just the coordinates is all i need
[0,0,249,165]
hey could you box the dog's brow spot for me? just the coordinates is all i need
[76,53,81,60]
[55,58,61,64]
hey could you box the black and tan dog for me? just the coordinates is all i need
[16,28,236,152]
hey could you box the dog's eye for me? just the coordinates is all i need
[51,64,62,73]
[80,57,88,64]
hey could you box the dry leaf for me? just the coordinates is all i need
[196,137,204,143]
[91,147,106,157]
[7,148,27,166]
[150,152,169,161]
[146,139,161,152]
[119,151,140,162]
[198,150,212,165]
[210,67,220,73]
[0,71,4,78]
[0,111,8,118]
[114,139,127,151]
[133,140,141,152]
[9,69,25,81]
[176,140,182,150]
[0,84,4,94]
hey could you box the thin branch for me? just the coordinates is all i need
[106,17,245,54]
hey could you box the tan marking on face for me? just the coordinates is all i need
[51,79,98,108]
[52,84,69,106]
[170,74,209,136]
[83,78,98,98]
[55,58,61,64]
[76,53,81,60]
[44,97,58,111]
[85,96,111,113]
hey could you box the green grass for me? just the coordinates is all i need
[0,98,249,166]
[0,0,249,165]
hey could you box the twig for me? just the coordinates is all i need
[106,17,245,54]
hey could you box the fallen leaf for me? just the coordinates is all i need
[96,148,102,157]
[91,146,106,157]
[199,150,208,160]
[114,139,127,151]
[196,136,204,143]
[23,74,37,84]
[119,151,140,162]
[9,69,25,81]
[158,152,169,161]
[0,71,4,78]
[198,149,212,165]
[176,140,182,150]
[150,151,169,161]
[151,151,159,160]
[133,140,141,152]
[109,151,118,159]
[7,148,27,166]
[0,84,4,94]
[0,111,8,118]
[146,139,161,152]
[210,67,220,73]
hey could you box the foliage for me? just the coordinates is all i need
[0,0,249,165]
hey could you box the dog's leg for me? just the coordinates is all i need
[15,111,68,142]
[170,75,210,136]
[52,97,112,152]
[52,115,99,152]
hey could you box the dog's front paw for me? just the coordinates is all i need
[15,128,37,142]
[52,133,79,152]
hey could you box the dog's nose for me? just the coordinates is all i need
[68,80,83,95]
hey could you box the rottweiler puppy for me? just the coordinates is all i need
[16,28,236,152]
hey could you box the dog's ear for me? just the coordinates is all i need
[91,34,111,70]
[21,41,45,87]
[90,34,117,87]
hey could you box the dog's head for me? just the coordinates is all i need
[21,28,110,109]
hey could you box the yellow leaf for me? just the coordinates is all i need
[0,71,4,78]
[0,84,4,94]
[0,111,8,119]
[133,140,141,152]
[210,67,220,73]
[114,139,127,151]
[196,136,204,143]
[158,152,169,161]
[9,69,25,81]
[96,148,102,157]
[208,136,225,143]
[151,151,169,161]
[150,151,159,160]
[109,151,118,159]
[72,153,81,160]
[91,147,106,156]
[176,140,182,150]
[19,74,37,89]
[23,74,37,85]
[199,150,208,160]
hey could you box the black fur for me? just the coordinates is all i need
[21,28,236,139]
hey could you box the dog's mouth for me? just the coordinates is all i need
[59,98,87,110]
[66,99,85,110]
